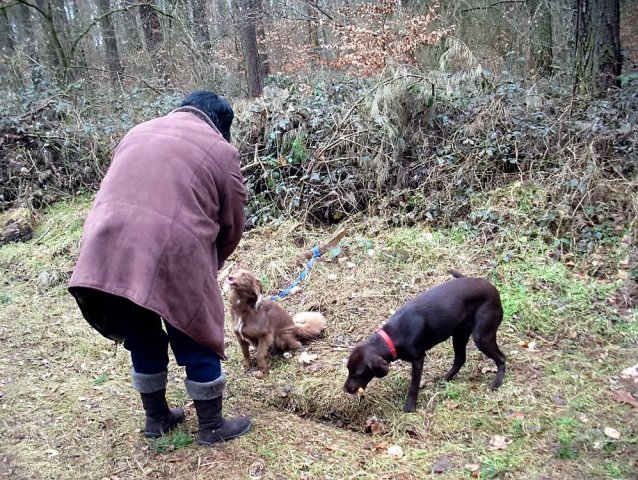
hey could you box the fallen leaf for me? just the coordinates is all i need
[444,399,459,409]
[481,365,497,374]
[346,262,357,269]
[248,460,265,479]
[604,427,621,440]
[611,390,638,408]
[488,435,512,450]
[298,351,318,365]
[464,463,480,472]
[519,339,536,351]
[387,445,404,457]
[327,274,338,281]
[620,364,638,379]
[365,416,386,435]
[253,370,264,379]
[552,394,566,406]
[432,455,453,473]
[45,449,59,457]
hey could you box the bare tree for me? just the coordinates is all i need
[574,0,621,93]
[192,0,210,48]
[139,0,164,73]
[26,0,68,80]
[527,0,553,76]
[253,0,269,77]
[96,0,123,83]
[0,6,14,57]
[236,0,262,97]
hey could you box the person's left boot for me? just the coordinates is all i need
[132,370,185,439]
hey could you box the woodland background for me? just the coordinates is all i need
[0,0,636,247]
[0,2,637,479]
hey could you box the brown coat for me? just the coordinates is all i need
[68,107,246,359]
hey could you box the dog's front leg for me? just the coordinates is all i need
[405,355,425,413]
[255,333,274,373]
[235,334,252,371]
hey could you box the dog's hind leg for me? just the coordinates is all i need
[472,329,506,390]
[405,355,425,413]
[441,327,472,382]
[278,331,302,352]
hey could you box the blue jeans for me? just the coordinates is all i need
[71,287,221,382]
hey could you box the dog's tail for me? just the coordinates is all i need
[448,269,466,278]
[292,312,327,340]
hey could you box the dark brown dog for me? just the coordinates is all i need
[344,270,505,412]
[227,269,327,373]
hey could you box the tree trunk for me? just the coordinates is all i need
[32,0,68,81]
[120,0,145,52]
[0,6,15,56]
[96,0,123,83]
[139,0,164,74]
[574,0,621,93]
[252,0,270,77]
[306,0,320,63]
[527,0,553,77]
[0,6,15,87]
[237,0,263,97]
[192,0,211,48]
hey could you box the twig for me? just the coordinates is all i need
[302,227,347,260]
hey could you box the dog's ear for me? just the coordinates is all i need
[251,276,263,297]
[370,355,390,378]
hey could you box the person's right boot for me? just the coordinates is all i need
[132,370,185,439]
[185,375,251,445]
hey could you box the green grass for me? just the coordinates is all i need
[1,193,636,479]
[150,430,194,454]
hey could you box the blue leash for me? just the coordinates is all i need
[270,246,322,301]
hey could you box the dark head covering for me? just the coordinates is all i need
[180,91,234,142]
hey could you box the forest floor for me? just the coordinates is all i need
[0,190,636,480]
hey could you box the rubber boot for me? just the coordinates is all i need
[185,375,251,445]
[132,370,185,439]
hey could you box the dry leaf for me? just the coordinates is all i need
[488,435,511,450]
[620,364,638,379]
[365,416,386,435]
[298,351,318,365]
[432,455,453,473]
[346,262,357,269]
[444,399,459,409]
[464,463,480,472]
[481,365,497,374]
[45,448,59,457]
[327,274,338,281]
[604,427,621,439]
[611,390,638,408]
[519,339,536,351]
[387,445,404,457]
[248,460,265,479]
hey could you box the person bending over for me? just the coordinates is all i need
[68,91,250,445]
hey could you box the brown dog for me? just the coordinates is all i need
[227,269,327,372]
[344,270,505,412]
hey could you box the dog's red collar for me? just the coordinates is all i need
[375,328,397,359]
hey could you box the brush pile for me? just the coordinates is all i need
[1,71,636,248]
